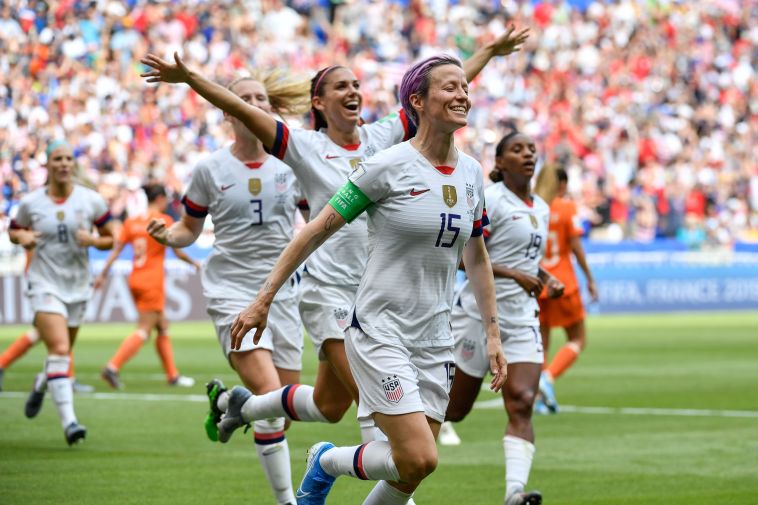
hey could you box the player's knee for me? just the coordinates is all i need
[445,403,472,423]
[396,448,438,483]
[316,401,349,423]
[510,388,538,417]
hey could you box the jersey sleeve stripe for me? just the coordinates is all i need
[398,109,417,141]
[94,210,112,227]
[269,121,290,160]
[471,219,484,237]
[181,196,209,218]
[9,219,26,230]
[481,208,490,227]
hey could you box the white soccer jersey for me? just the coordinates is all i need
[182,147,306,301]
[459,183,550,326]
[340,141,486,348]
[268,111,414,286]
[11,185,111,303]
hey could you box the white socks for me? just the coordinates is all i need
[504,435,535,498]
[253,418,295,505]
[363,481,413,505]
[320,441,400,481]
[46,355,76,428]
[241,384,328,423]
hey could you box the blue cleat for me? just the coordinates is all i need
[217,385,252,443]
[296,442,336,504]
[533,397,550,415]
[538,372,559,413]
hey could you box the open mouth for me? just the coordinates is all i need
[344,100,360,112]
[450,105,468,115]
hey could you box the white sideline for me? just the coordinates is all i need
[1,391,757,418]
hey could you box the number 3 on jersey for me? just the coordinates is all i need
[436,213,460,248]
[249,199,263,226]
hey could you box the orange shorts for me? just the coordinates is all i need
[129,283,165,313]
[539,290,585,329]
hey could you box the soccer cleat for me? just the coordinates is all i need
[101,367,123,390]
[203,378,227,442]
[72,380,95,394]
[217,385,252,443]
[438,421,462,446]
[533,397,550,416]
[24,372,46,418]
[538,372,559,413]
[169,375,196,388]
[505,490,542,505]
[0,368,4,392]
[295,442,336,505]
[64,422,87,446]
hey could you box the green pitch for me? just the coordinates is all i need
[1,313,757,504]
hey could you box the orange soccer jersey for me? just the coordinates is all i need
[119,211,173,312]
[539,197,585,328]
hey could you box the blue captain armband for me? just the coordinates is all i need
[328,181,371,223]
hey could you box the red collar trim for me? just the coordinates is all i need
[521,196,534,208]
[435,165,455,175]
[342,143,361,151]
[245,162,263,169]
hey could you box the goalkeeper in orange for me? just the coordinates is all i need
[94,184,200,389]
[536,168,598,414]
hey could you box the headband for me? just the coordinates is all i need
[46,139,71,157]
[312,66,339,97]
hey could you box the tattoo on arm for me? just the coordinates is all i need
[490,316,497,325]
[324,214,335,231]
[262,281,273,293]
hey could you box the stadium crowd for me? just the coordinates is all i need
[0,0,755,252]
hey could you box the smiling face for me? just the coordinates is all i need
[496,133,538,186]
[311,67,362,132]
[227,79,272,140]
[46,145,75,186]
[409,64,470,132]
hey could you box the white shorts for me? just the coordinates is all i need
[207,297,304,371]
[451,305,543,379]
[345,327,455,423]
[298,274,356,360]
[29,292,87,328]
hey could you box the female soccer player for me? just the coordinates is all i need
[537,167,598,413]
[95,184,199,390]
[225,55,506,505]
[8,140,116,445]
[147,73,311,505]
[140,26,528,447]
[444,131,564,505]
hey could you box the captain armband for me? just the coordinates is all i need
[328,181,372,223]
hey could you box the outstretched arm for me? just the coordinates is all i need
[463,25,530,83]
[140,53,279,148]
[230,206,346,348]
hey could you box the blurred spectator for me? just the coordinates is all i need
[0,0,755,253]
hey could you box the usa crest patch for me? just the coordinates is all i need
[382,375,404,403]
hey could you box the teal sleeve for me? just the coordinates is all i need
[328,180,372,223]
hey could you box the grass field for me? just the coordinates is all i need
[1,313,757,505]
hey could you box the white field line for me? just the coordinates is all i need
[1,391,757,418]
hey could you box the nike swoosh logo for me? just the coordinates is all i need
[410,188,430,196]
[221,184,235,191]
[325,155,340,160]
[296,491,310,498]
[513,216,523,220]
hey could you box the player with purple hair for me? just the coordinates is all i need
[226,54,506,505]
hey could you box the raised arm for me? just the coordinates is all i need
[140,53,279,148]
[230,206,346,348]
[463,25,530,83]
[463,235,507,392]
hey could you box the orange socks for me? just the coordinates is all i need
[107,330,147,371]
[546,342,581,380]
[0,330,37,368]
[155,334,178,381]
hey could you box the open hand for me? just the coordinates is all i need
[487,336,508,392]
[587,279,599,302]
[16,230,41,250]
[140,52,192,84]
[230,300,270,350]
[489,25,530,57]
[93,273,107,290]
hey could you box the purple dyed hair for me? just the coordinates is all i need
[399,55,463,127]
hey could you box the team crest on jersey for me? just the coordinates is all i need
[466,183,475,208]
[530,215,538,229]
[56,210,65,221]
[381,375,404,403]
[349,158,360,170]
[333,307,349,329]
[275,173,288,193]
[442,185,457,208]
[248,178,262,195]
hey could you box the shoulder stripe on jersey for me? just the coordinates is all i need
[9,219,26,230]
[269,121,290,160]
[398,109,417,141]
[482,228,491,240]
[481,208,490,227]
[94,210,112,227]
[181,196,209,218]
[471,220,484,237]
